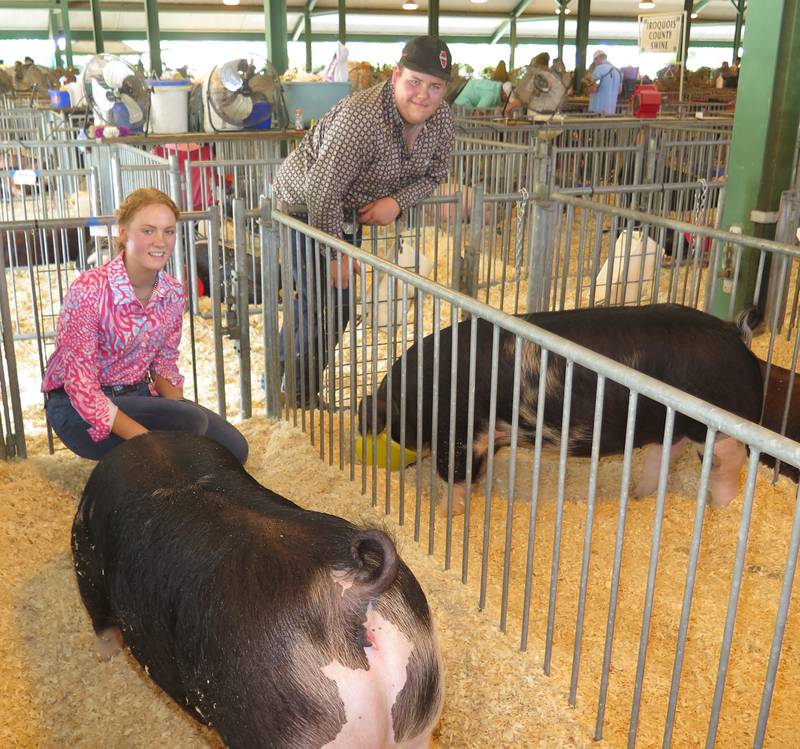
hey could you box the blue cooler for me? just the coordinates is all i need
[49,89,71,108]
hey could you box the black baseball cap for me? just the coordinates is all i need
[399,36,452,81]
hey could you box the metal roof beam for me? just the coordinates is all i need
[0,28,743,46]
[490,0,533,45]
[291,0,316,41]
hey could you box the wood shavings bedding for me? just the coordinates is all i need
[0,424,593,749]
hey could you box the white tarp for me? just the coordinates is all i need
[638,13,683,54]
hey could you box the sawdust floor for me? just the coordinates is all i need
[278,406,800,749]
[2,424,594,749]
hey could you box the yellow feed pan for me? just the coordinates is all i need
[354,432,417,471]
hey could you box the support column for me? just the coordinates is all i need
[732,0,746,61]
[265,0,288,75]
[428,0,439,37]
[573,0,590,93]
[60,0,73,68]
[143,0,162,77]
[338,0,346,43]
[711,0,800,318]
[304,1,312,71]
[557,1,567,59]
[90,0,104,54]
[509,17,517,69]
[678,0,692,61]
[49,0,62,69]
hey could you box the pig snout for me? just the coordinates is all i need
[72,432,443,749]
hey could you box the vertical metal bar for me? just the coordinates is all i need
[89,0,104,54]
[628,410,677,749]
[594,391,639,740]
[461,315,478,583]
[444,304,459,569]
[0,232,26,458]
[661,429,716,749]
[261,198,281,418]
[753,480,800,747]
[569,375,605,705]
[520,347,548,650]
[544,359,574,675]
[143,0,163,77]
[705,449,762,749]
[479,325,501,611]
[499,336,523,632]
[207,205,227,418]
[232,198,251,418]
[428,299,441,555]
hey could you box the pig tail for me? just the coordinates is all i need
[348,528,400,600]
[735,305,763,349]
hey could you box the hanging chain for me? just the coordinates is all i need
[513,187,529,279]
[693,177,709,227]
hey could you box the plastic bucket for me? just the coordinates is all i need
[147,80,192,134]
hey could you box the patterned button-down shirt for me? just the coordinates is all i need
[42,253,185,442]
[273,79,455,238]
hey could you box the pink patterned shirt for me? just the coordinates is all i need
[42,253,185,442]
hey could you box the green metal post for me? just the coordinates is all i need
[678,0,692,61]
[573,0,590,94]
[338,0,345,43]
[304,1,312,71]
[60,0,73,67]
[89,0,104,54]
[428,0,439,37]
[265,0,288,74]
[732,0,745,61]
[557,1,566,59]
[49,0,62,69]
[143,0,162,77]
[509,17,516,69]
[711,0,800,319]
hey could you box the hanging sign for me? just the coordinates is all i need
[638,14,683,54]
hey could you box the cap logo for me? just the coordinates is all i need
[439,50,448,69]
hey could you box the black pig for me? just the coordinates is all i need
[360,304,763,511]
[72,432,443,749]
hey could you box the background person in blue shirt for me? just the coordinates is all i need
[587,50,622,115]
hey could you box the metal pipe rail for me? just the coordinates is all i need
[270,207,800,470]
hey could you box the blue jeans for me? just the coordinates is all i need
[45,383,249,463]
[279,214,362,403]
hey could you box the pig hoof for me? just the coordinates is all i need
[707,487,737,509]
[94,626,124,661]
[437,491,467,518]
[631,481,657,499]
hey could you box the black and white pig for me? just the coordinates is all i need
[72,432,443,749]
[360,304,763,512]
[757,357,800,482]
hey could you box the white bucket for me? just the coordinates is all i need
[147,80,191,134]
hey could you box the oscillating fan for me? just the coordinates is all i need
[83,54,150,136]
[512,64,568,115]
[204,57,287,132]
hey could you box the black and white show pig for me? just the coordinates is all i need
[360,304,763,511]
[757,357,800,482]
[71,432,443,749]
